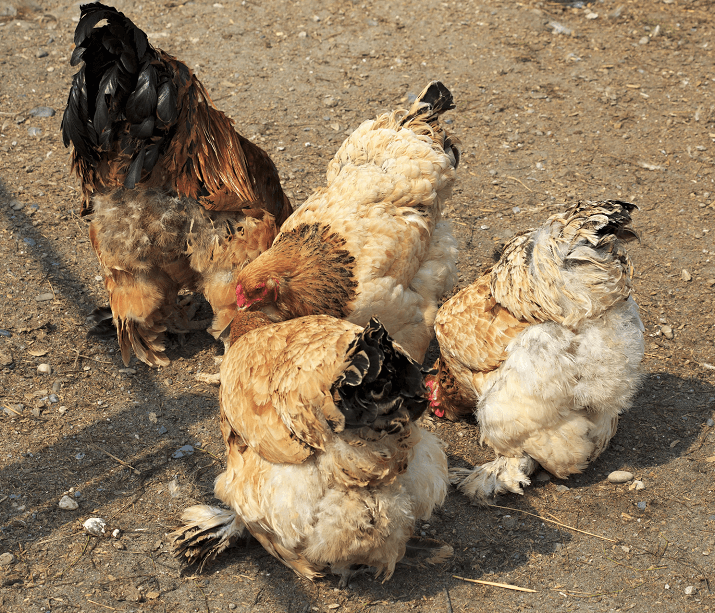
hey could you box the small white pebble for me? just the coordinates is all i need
[607,470,633,483]
[58,495,78,510]
[83,517,107,536]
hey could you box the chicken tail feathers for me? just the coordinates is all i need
[331,318,430,435]
[170,505,245,572]
[116,316,169,368]
[400,81,461,169]
[399,537,454,567]
[550,199,639,265]
[62,2,189,213]
[401,81,455,127]
[62,3,160,163]
[493,200,639,326]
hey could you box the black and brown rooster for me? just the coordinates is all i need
[61,2,292,366]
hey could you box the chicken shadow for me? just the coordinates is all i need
[559,370,715,486]
[0,182,321,609]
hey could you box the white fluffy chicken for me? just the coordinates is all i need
[427,201,644,504]
[229,81,460,364]
[172,313,450,584]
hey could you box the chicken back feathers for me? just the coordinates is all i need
[432,201,644,502]
[61,3,292,366]
[234,81,460,363]
[172,316,449,582]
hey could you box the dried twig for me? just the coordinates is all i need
[605,556,667,573]
[34,533,75,546]
[59,534,91,578]
[190,577,211,612]
[505,175,534,193]
[107,489,146,521]
[489,504,617,543]
[453,575,536,593]
[90,444,139,473]
[86,599,117,611]
[195,446,222,461]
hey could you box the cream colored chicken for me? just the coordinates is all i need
[230,81,460,364]
[427,201,644,504]
[172,314,450,584]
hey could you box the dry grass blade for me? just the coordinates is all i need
[453,575,536,593]
[489,504,617,542]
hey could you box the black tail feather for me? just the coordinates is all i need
[61,2,183,188]
[332,318,430,435]
[400,81,455,128]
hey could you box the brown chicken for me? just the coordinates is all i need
[171,313,450,584]
[61,3,291,366]
[427,201,644,503]
[231,81,460,364]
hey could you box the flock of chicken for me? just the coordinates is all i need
[59,4,645,585]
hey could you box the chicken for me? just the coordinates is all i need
[230,81,460,364]
[61,3,291,366]
[171,314,450,584]
[427,201,645,504]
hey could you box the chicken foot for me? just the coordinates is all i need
[449,455,538,505]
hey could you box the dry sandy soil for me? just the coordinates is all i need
[1,0,714,611]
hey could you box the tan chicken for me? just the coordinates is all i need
[61,3,291,366]
[230,81,460,364]
[427,201,644,504]
[171,314,450,584]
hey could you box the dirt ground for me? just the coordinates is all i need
[0,0,714,611]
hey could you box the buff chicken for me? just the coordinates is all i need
[171,313,451,584]
[61,3,291,367]
[229,81,460,364]
[427,200,645,503]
